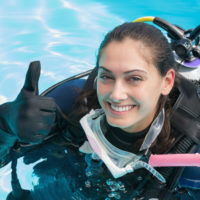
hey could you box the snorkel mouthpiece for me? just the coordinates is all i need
[105,156,166,183]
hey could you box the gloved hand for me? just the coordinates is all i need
[0,61,60,144]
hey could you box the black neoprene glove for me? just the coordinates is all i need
[0,61,59,145]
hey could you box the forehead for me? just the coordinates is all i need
[99,38,155,73]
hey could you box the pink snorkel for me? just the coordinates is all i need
[149,153,200,167]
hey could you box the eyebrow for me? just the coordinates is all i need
[99,66,147,75]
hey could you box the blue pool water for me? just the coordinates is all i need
[0,0,200,102]
[0,0,200,199]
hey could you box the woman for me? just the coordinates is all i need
[77,22,176,155]
[0,22,200,199]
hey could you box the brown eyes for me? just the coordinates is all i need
[129,77,142,82]
[99,74,143,83]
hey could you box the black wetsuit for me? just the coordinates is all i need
[104,121,148,153]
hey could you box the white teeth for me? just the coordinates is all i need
[110,104,133,112]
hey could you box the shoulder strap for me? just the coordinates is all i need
[170,75,200,144]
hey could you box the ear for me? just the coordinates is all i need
[161,69,175,95]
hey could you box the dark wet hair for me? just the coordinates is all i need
[96,22,176,76]
[68,22,178,153]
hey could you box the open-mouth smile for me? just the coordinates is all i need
[107,102,136,115]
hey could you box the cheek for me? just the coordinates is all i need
[128,86,147,104]
[142,88,162,113]
[97,81,109,105]
[97,81,105,95]
[132,84,161,110]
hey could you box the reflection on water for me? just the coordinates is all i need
[0,155,45,199]
[0,0,124,103]
[0,163,12,195]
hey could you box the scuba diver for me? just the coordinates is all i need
[0,17,200,200]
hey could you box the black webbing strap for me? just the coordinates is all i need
[171,75,200,144]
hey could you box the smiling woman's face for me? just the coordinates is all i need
[97,37,175,133]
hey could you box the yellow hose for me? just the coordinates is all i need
[133,16,155,23]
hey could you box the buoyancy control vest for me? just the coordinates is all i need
[143,74,200,199]
[169,75,200,195]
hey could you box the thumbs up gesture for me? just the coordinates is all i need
[5,61,59,144]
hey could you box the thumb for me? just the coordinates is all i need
[23,61,41,95]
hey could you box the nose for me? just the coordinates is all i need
[110,80,128,102]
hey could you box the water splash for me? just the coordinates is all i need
[105,179,127,199]
[85,154,103,177]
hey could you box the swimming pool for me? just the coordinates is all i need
[0,0,200,199]
[0,0,199,102]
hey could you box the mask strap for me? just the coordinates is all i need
[140,109,165,151]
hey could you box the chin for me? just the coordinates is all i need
[106,117,132,129]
